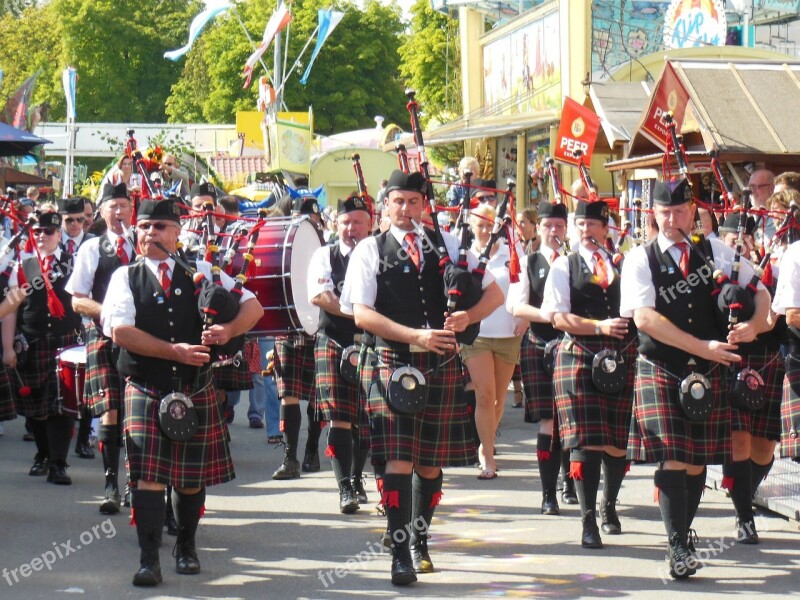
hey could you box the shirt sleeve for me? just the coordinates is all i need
[101,266,135,336]
[65,238,99,296]
[307,245,334,302]
[340,237,379,315]
[773,243,800,314]
[619,246,656,318]
[506,254,529,312]
[540,255,571,320]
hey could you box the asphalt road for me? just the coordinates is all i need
[0,395,798,600]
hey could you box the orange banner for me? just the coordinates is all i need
[639,62,690,150]
[553,97,601,167]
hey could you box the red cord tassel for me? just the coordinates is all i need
[654,486,660,503]
[381,490,400,509]
[129,509,136,527]
[375,476,384,495]
[537,449,551,462]
[199,505,205,519]
[721,475,734,492]
[98,441,104,453]
[569,461,584,480]
[761,262,774,287]
[279,419,285,433]
[47,288,66,319]
[507,224,521,284]
[324,445,336,459]
[429,490,443,509]
[623,461,631,475]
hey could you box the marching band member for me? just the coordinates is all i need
[541,199,635,549]
[308,195,372,512]
[0,210,82,484]
[101,199,262,586]
[66,182,135,513]
[508,200,569,514]
[341,170,503,585]
[620,179,770,578]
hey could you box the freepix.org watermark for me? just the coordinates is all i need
[2,519,116,586]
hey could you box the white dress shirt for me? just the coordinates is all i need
[772,240,800,314]
[540,244,616,320]
[65,230,134,297]
[506,246,564,311]
[307,240,352,303]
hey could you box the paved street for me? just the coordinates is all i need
[0,397,798,600]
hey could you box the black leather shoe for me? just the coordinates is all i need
[100,488,121,515]
[132,563,162,587]
[736,518,759,545]
[541,490,560,515]
[410,536,434,573]
[272,457,301,480]
[302,449,320,472]
[29,455,49,476]
[600,499,622,535]
[174,545,201,575]
[581,510,603,549]
[339,484,360,514]
[390,547,417,586]
[667,533,697,579]
[74,442,95,459]
[352,475,368,504]
[561,479,579,505]
[47,462,72,485]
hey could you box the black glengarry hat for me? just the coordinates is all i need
[719,212,756,236]
[471,178,497,199]
[137,199,182,223]
[574,199,609,222]
[537,200,568,221]
[385,170,426,195]
[36,211,62,229]
[100,182,129,203]
[653,179,693,206]
[59,197,85,215]
[190,182,218,200]
[338,194,370,214]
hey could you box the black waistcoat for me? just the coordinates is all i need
[93,233,135,309]
[639,239,720,371]
[374,229,446,331]
[116,261,204,390]
[19,254,81,338]
[567,252,621,320]
[318,244,361,346]
[526,252,559,341]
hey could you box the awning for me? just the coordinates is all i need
[585,81,651,151]
[0,167,50,187]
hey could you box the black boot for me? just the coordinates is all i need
[273,404,301,479]
[751,458,773,497]
[600,454,627,535]
[537,434,560,515]
[686,467,706,551]
[46,415,74,485]
[165,486,178,536]
[655,469,698,579]
[383,473,416,586]
[351,427,370,504]
[99,424,121,514]
[74,407,95,458]
[560,450,578,505]
[131,489,165,586]
[302,404,322,472]
[172,488,205,575]
[410,470,443,574]
[723,460,758,544]
[327,426,357,511]
[29,418,49,476]
[571,449,603,548]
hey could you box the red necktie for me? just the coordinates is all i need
[158,262,171,297]
[66,239,76,255]
[116,236,129,265]
[43,255,54,274]
[551,250,560,264]
[676,242,689,278]
[593,252,609,289]
[404,233,420,271]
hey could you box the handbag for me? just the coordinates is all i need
[158,392,199,441]
[542,338,559,376]
[339,344,361,386]
[730,367,765,411]
[678,371,714,422]
[591,349,627,393]
[387,365,427,415]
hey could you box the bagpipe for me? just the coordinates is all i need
[351,153,375,219]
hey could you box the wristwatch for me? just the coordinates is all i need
[595,322,602,336]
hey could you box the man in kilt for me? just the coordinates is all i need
[541,199,636,550]
[716,213,783,544]
[0,210,82,484]
[66,182,135,514]
[508,200,569,515]
[272,195,325,480]
[619,179,770,578]
[772,239,800,461]
[101,199,262,587]
[341,170,503,585]
[307,195,372,513]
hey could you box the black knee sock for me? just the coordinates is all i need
[305,402,322,452]
[686,467,706,530]
[559,448,573,490]
[327,426,353,489]
[281,404,301,460]
[655,469,688,541]
[172,487,206,546]
[411,471,443,545]
[47,415,74,464]
[30,418,49,459]
[76,408,92,447]
[382,473,413,551]
[98,424,120,492]
[751,458,774,496]
[351,427,370,479]
[723,460,754,521]
[570,449,603,516]
[601,453,628,505]
[536,434,560,495]
[132,489,165,566]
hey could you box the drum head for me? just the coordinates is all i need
[285,218,322,335]
[58,345,87,366]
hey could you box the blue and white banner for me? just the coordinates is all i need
[300,10,345,85]
[164,0,232,61]
[62,67,77,120]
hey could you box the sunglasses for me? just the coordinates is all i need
[163,162,175,167]
[32,227,57,236]
[65,216,85,224]
[137,221,171,231]
[477,195,496,203]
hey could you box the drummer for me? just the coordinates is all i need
[66,182,135,512]
[179,182,220,257]
[0,210,82,484]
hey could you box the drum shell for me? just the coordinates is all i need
[57,345,86,416]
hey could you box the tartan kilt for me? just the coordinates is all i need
[275,334,316,400]
[780,353,800,458]
[0,365,15,421]
[367,347,476,467]
[553,334,636,451]
[630,357,731,466]
[84,323,124,416]
[730,348,783,441]
[14,332,79,418]
[212,359,253,392]
[520,331,558,422]
[123,379,235,488]
[314,334,361,423]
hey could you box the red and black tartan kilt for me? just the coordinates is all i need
[314,334,361,423]
[367,347,476,467]
[730,348,783,441]
[14,332,79,418]
[84,323,124,416]
[630,357,731,466]
[275,334,316,400]
[0,365,15,421]
[553,334,636,451]
[212,358,253,392]
[123,379,235,488]
[780,353,800,458]
[520,331,558,422]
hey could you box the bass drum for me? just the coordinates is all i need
[57,345,86,417]
[238,216,322,336]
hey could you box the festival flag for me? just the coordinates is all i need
[639,62,690,151]
[553,97,601,167]
[62,67,77,120]
[242,2,292,88]
[0,72,39,130]
[164,0,232,61]
[299,9,345,85]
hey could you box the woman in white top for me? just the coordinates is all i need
[109,155,142,194]
[460,203,525,478]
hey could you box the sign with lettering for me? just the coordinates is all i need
[639,62,690,151]
[664,0,727,49]
[553,97,601,167]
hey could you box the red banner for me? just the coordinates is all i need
[639,62,690,150]
[553,97,602,167]
[1,73,39,131]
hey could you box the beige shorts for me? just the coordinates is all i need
[460,335,523,365]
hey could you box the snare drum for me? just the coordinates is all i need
[237,217,322,336]
[57,345,86,416]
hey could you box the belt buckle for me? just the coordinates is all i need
[353,333,363,344]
